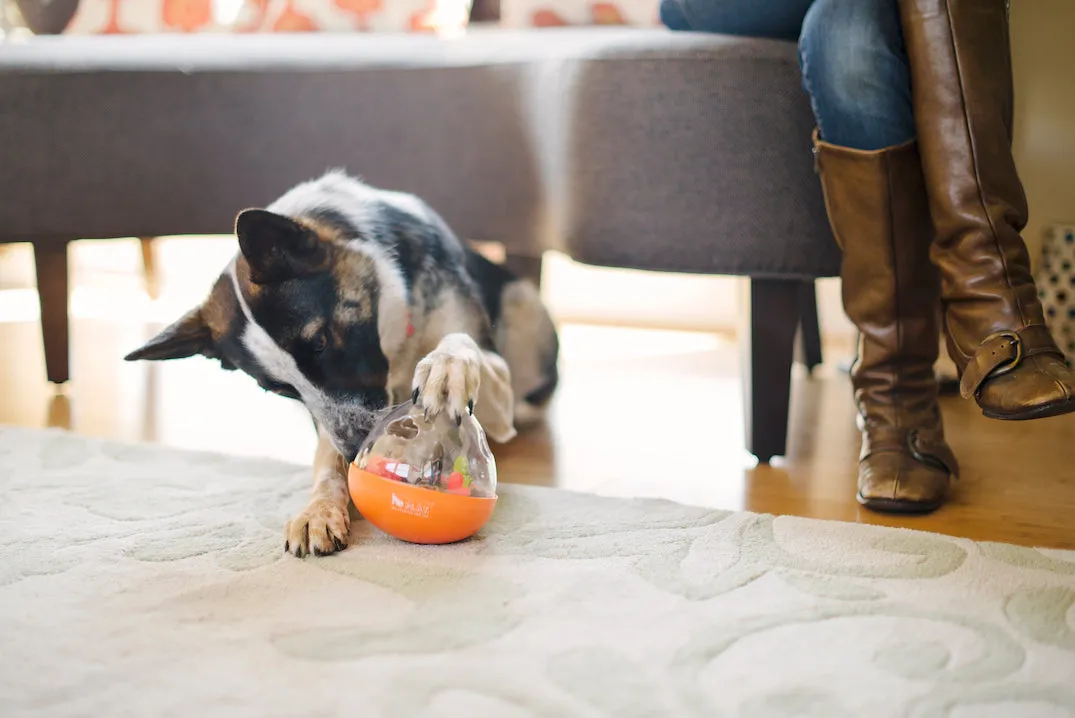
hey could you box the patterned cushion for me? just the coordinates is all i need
[239,0,471,34]
[66,0,237,33]
[1037,225,1075,363]
[500,0,658,28]
[65,0,471,34]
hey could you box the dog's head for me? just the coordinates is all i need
[125,208,410,460]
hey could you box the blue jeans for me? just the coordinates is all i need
[660,0,915,152]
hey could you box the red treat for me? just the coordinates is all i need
[366,456,409,482]
[445,471,465,490]
[365,456,390,477]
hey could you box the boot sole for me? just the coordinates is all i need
[981,396,1075,422]
[857,493,944,515]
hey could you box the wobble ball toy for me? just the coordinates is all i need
[348,400,498,544]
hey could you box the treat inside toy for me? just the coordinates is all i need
[354,400,497,499]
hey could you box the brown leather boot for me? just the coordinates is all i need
[814,132,958,513]
[898,0,1075,420]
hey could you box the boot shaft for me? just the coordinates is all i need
[813,135,942,429]
[897,0,1043,360]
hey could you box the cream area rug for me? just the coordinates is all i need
[2,426,1075,718]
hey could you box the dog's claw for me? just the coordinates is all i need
[467,400,474,416]
[285,500,348,558]
[455,412,462,427]
[412,387,420,405]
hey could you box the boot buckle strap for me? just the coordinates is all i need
[959,331,1023,399]
[958,326,1065,399]
[908,429,959,478]
[861,427,959,478]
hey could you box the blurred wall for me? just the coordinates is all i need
[1010,0,1075,264]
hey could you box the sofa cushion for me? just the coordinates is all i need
[0,30,545,249]
[0,28,839,278]
[544,31,840,277]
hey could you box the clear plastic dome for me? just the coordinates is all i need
[354,400,497,499]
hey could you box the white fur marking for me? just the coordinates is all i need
[227,259,353,439]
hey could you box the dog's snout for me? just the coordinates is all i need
[329,415,377,463]
[306,400,380,462]
[333,431,366,463]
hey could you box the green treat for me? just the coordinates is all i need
[452,455,472,485]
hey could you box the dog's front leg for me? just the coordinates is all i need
[284,425,350,557]
[412,332,517,443]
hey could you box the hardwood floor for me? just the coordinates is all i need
[3,239,1075,550]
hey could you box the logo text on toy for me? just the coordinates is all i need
[390,492,431,518]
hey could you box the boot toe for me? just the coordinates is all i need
[858,451,950,514]
[977,355,1075,420]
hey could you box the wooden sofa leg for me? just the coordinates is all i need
[502,252,544,287]
[32,240,71,385]
[741,277,800,463]
[797,280,823,373]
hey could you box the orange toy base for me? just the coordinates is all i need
[348,465,497,545]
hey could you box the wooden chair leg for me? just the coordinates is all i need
[32,240,71,384]
[502,252,544,287]
[140,237,160,300]
[797,280,823,373]
[740,277,801,463]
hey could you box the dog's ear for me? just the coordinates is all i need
[235,208,327,285]
[123,307,213,362]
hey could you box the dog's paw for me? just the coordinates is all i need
[284,498,349,558]
[412,333,481,424]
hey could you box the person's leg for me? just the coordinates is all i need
[659,0,814,41]
[801,0,957,512]
[798,0,914,151]
[897,0,1075,420]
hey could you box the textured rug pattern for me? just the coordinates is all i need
[2,426,1075,717]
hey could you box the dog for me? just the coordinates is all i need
[124,170,559,557]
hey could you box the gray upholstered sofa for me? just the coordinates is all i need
[0,26,842,462]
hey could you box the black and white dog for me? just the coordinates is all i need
[125,170,559,557]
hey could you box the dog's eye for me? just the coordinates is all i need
[311,330,328,353]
